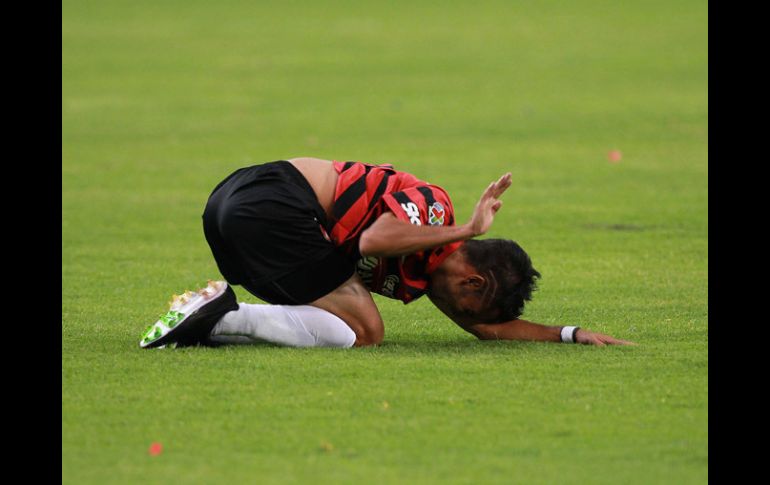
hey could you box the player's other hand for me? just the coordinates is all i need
[575,329,637,346]
[468,172,512,236]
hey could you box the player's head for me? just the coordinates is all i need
[428,239,541,325]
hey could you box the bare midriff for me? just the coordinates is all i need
[288,157,339,221]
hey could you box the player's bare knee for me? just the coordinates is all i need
[354,328,384,347]
[310,272,384,347]
[351,315,384,347]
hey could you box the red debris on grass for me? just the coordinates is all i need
[608,150,622,163]
[148,442,163,456]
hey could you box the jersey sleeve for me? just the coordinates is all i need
[380,184,461,273]
[381,184,455,228]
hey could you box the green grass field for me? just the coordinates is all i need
[62,0,708,483]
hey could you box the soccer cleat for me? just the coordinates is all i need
[140,280,239,349]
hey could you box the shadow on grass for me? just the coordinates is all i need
[195,337,561,357]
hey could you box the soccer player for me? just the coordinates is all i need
[140,158,635,349]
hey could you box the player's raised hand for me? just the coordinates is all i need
[467,173,512,236]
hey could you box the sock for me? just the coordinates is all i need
[209,303,357,348]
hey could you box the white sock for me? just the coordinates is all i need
[209,303,356,348]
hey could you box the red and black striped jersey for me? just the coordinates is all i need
[329,160,462,304]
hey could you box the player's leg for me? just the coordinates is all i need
[140,278,360,349]
[210,162,384,347]
[141,161,377,349]
[210,271,383,347]
[209,303,357,348]
[306,272,384,346]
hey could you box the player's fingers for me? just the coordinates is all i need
[611,338,638,346]
[600,334,636,346]
[492,173,512,197]
[591,337,606,347]
[481,182,495,199]
[494,184,511,198]
[492,200,503,213]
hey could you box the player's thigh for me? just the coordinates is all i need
[308,272,384,346]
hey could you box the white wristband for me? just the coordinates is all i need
[560,326,579,343]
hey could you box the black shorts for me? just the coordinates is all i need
[202,161,354,305]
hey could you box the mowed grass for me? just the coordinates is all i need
[62,0,707,483]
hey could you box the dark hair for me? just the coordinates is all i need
[461,239,541,322]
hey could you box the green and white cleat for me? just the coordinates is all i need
[140,280,238,349]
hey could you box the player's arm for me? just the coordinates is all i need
[359,212,473,257]
[359,173,512,257]
[463,319,636,346]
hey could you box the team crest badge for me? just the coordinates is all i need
[428,202,445,226]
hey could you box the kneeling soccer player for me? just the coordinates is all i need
[140,157,635,349]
